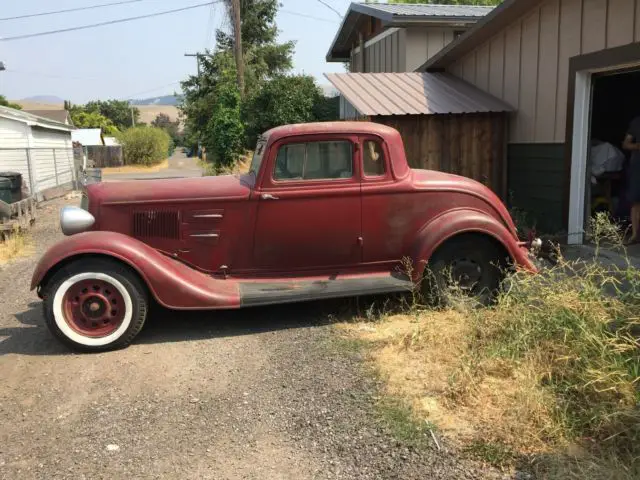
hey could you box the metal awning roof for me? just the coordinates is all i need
[325,72,513,116]
[327,3,493,61]
[0,105,75,132]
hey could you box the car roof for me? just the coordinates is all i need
[263,121,401,142]
[262,122,410,181]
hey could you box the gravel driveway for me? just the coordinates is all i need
[0,197,500,480]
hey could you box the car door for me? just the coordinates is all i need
[252,134,362,272]
[359,135,402,265]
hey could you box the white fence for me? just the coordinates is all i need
[0,147,77,199]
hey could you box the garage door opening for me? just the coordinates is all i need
[587,69,640,235]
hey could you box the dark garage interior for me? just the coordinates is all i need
[588,69,640,227]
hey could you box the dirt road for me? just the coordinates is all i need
[0,197,498,479]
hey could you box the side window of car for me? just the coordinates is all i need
[363,140,386,177]
[275,143,305,180]
[273,141,353,181]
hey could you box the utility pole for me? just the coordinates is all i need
[130,106,136,127]
[229,0,244,97]
[184,53,204,77]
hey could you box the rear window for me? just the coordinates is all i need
[274,141,353,181]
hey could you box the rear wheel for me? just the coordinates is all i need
[43,259,148,352]
[423,235,507,306]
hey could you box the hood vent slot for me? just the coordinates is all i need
[133,209,180,239]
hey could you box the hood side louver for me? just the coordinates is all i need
[132,209,180,239]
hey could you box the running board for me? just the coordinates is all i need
[239,274,414,308]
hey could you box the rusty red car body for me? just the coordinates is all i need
[32,122,537,351]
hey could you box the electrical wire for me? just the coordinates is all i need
[314,0,342,18]
[0,2,221,42]
[204,3,217,49]
[124,81,182,100]
[0,0,150,22]
[280,9,340,24]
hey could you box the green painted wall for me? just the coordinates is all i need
[507,143,566,234]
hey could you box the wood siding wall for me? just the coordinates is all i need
[405,28,457,72]
[375,113,508,198]
[351,29,406,73]
[449,0,640,143]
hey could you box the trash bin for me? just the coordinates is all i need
[0,177,13,204]
[0,171,23,202]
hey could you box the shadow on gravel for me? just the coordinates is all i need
[0,299,353,355]
[137,300,343,345]
[0,302,70,356]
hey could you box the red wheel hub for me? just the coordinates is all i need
[62,279,126,337]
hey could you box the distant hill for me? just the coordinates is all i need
[129,95,181,106]
[21,95,64,105]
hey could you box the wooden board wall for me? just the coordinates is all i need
[375,113,508,199]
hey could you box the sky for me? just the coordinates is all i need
[0,0,349,103]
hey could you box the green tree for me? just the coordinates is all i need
[151,113,182,145]
[244,75,324,140]
[70,111,118,135]
[84,100,140,130]
[116,127,172,166]
[201,54,245,170]
[0,95,22,110]
[180,0,294,159]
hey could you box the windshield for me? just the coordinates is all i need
[249,137,267,175]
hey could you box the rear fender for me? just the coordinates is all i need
[410,209,536,280]
[31,231,240,310]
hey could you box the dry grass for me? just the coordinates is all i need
[136,105,181,127]
[14,101,182,129]
[0,228,34,264]
[101,158,169,174]
[336,214,640,478]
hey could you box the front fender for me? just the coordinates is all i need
[411,209,536,280]
[31,231,240,310]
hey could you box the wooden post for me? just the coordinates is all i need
[52,149,59,186]
[359,32,365,72]
[230,0,244,96]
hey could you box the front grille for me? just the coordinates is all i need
[132,210,179,239]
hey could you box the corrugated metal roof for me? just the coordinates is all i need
[0,105,74,132]
[326,2,493,61]
[325,72,513,116]
[23,109,71,125]
[361,3,494,18]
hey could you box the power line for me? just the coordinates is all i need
[0,0,150,22]
[280,9,339,24]
[315,0,342,18]
[0,2,221,42]
[124,81,182,100]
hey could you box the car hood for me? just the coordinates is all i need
[87,174,254,205]
[411,169,517,236]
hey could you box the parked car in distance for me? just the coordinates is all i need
[32,122,540,352]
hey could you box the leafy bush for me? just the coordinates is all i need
[243,74,323,141]
[116,127,172,166]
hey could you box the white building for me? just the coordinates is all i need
[0,105,76,200]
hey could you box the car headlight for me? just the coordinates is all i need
[60,206,95,236]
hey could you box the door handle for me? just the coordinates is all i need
[261,193,279,200]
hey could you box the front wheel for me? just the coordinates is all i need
[423,235,507,307]
[43,259,148,352]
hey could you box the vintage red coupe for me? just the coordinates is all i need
[31,122,539,351]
